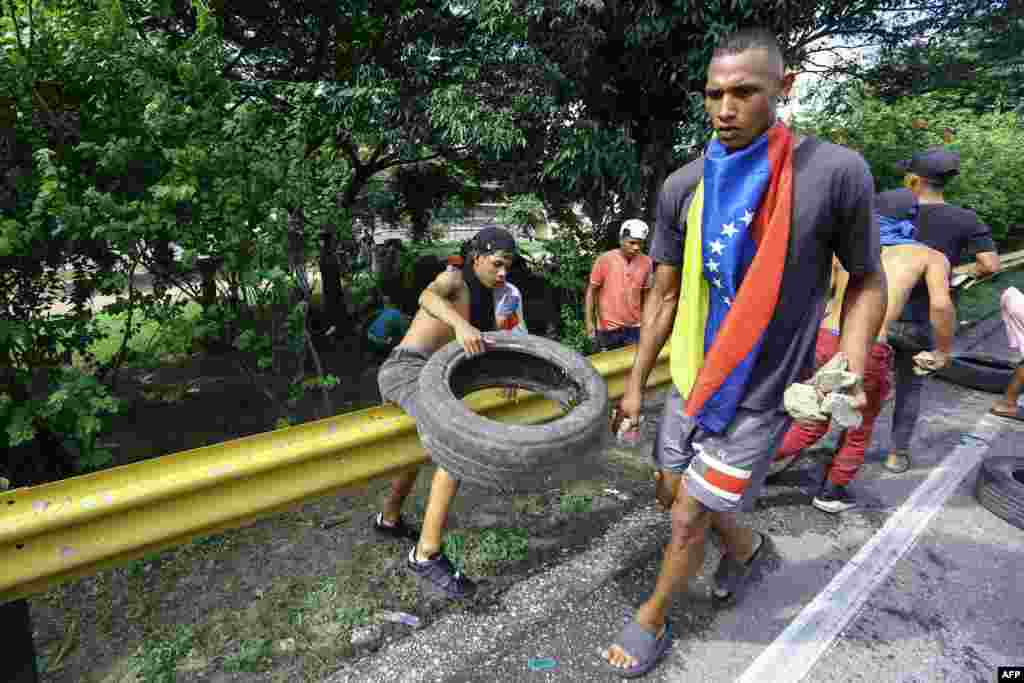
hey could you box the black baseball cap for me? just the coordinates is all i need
[895,146,960,180]
[471,226,518,255]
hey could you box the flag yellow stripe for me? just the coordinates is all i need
[670,179,710,399]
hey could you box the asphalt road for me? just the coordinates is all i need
[325,317,1023,683]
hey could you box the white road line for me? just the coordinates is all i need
[737,415,1005,683]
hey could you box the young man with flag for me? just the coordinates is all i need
[601,28,887,677]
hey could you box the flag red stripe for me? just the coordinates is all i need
[701,467,750,495]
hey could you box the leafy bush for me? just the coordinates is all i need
[797,91,1024,242]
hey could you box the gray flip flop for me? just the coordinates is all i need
[712,532,770,608]
[603,619,672,679]
[883,450,911,474]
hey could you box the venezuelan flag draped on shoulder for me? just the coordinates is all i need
[670,122,794,433]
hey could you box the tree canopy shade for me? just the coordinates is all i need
[805,0,1023,115]
[474,0,981,241]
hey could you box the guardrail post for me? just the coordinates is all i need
[4,598,39,682]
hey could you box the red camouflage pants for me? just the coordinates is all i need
[775,329,894,486]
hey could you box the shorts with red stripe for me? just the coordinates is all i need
[652,386,792,513]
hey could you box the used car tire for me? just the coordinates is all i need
[932,353,1016,394]
[416,332,609,492]
[975,456,1024,530]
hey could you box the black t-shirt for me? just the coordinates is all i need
[650,136,881,410]
[893,197,997,322]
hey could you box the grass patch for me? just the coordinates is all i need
[192,533,231,551]
[126,551,172,579]
[132,624,194,683]
[560,494,593,514]
[512,494,546,516]
[223,637,272,673]
[477,528,530,564]
[335,606,372,627]
[443,533,469,572]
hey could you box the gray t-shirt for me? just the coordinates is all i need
[649,136,881,411]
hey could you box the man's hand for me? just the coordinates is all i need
[455,321,486,355]
[611,387,643,435]
[912,350,951,376]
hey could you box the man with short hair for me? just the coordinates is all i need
[601,27,886,677]
[877,147,1001,473]
[770,241,955,513]
[585,219,654,351]
[372,226,519,599]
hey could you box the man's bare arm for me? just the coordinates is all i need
[419,270,465,328]
[418,270,484,354]
[838,269,887,376]
[923,254,956,354]
[627,263,681,393]
[584,283,600,336]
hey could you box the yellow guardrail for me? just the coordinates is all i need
[0,345,671,603]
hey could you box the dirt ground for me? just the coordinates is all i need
[26,336,667,683]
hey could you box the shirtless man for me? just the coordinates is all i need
[771,243,956,511]
[372,226,517,598]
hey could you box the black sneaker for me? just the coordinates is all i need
[406,547,477,599]
[372,512,420,540]
[812,481,858,514]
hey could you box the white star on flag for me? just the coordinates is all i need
[721,222,738,238]
[724,296,732,306]
[713,277,723,288]
[706,259,719,273]
[740,209,754,225]
[710,239,725,255]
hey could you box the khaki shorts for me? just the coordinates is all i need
[377,346,430,418]
[653,387,792,513]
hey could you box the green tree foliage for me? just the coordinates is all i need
[806,1,1022,116]
[798,91,1024,242]
[467,0,958,245]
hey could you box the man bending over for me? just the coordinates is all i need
[771,242,955,512]
[372,226,519,599]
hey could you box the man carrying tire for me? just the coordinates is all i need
[372,226,519,599]
[585,219,654,351]
[602,27,887,677]
[875,148,1001,472]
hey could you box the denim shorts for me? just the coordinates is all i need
[653,387,792,513]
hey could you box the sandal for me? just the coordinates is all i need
[602,618,673,679]
[372,512,420,540]
[712,532,770,608]
[883,450,911,474]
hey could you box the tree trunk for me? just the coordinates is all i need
[318,225,347,333]
[272,208,309,379]
[410,210,431,242]
[197,256,221,310]
[151,236,175,298]
[643,120,676,225]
